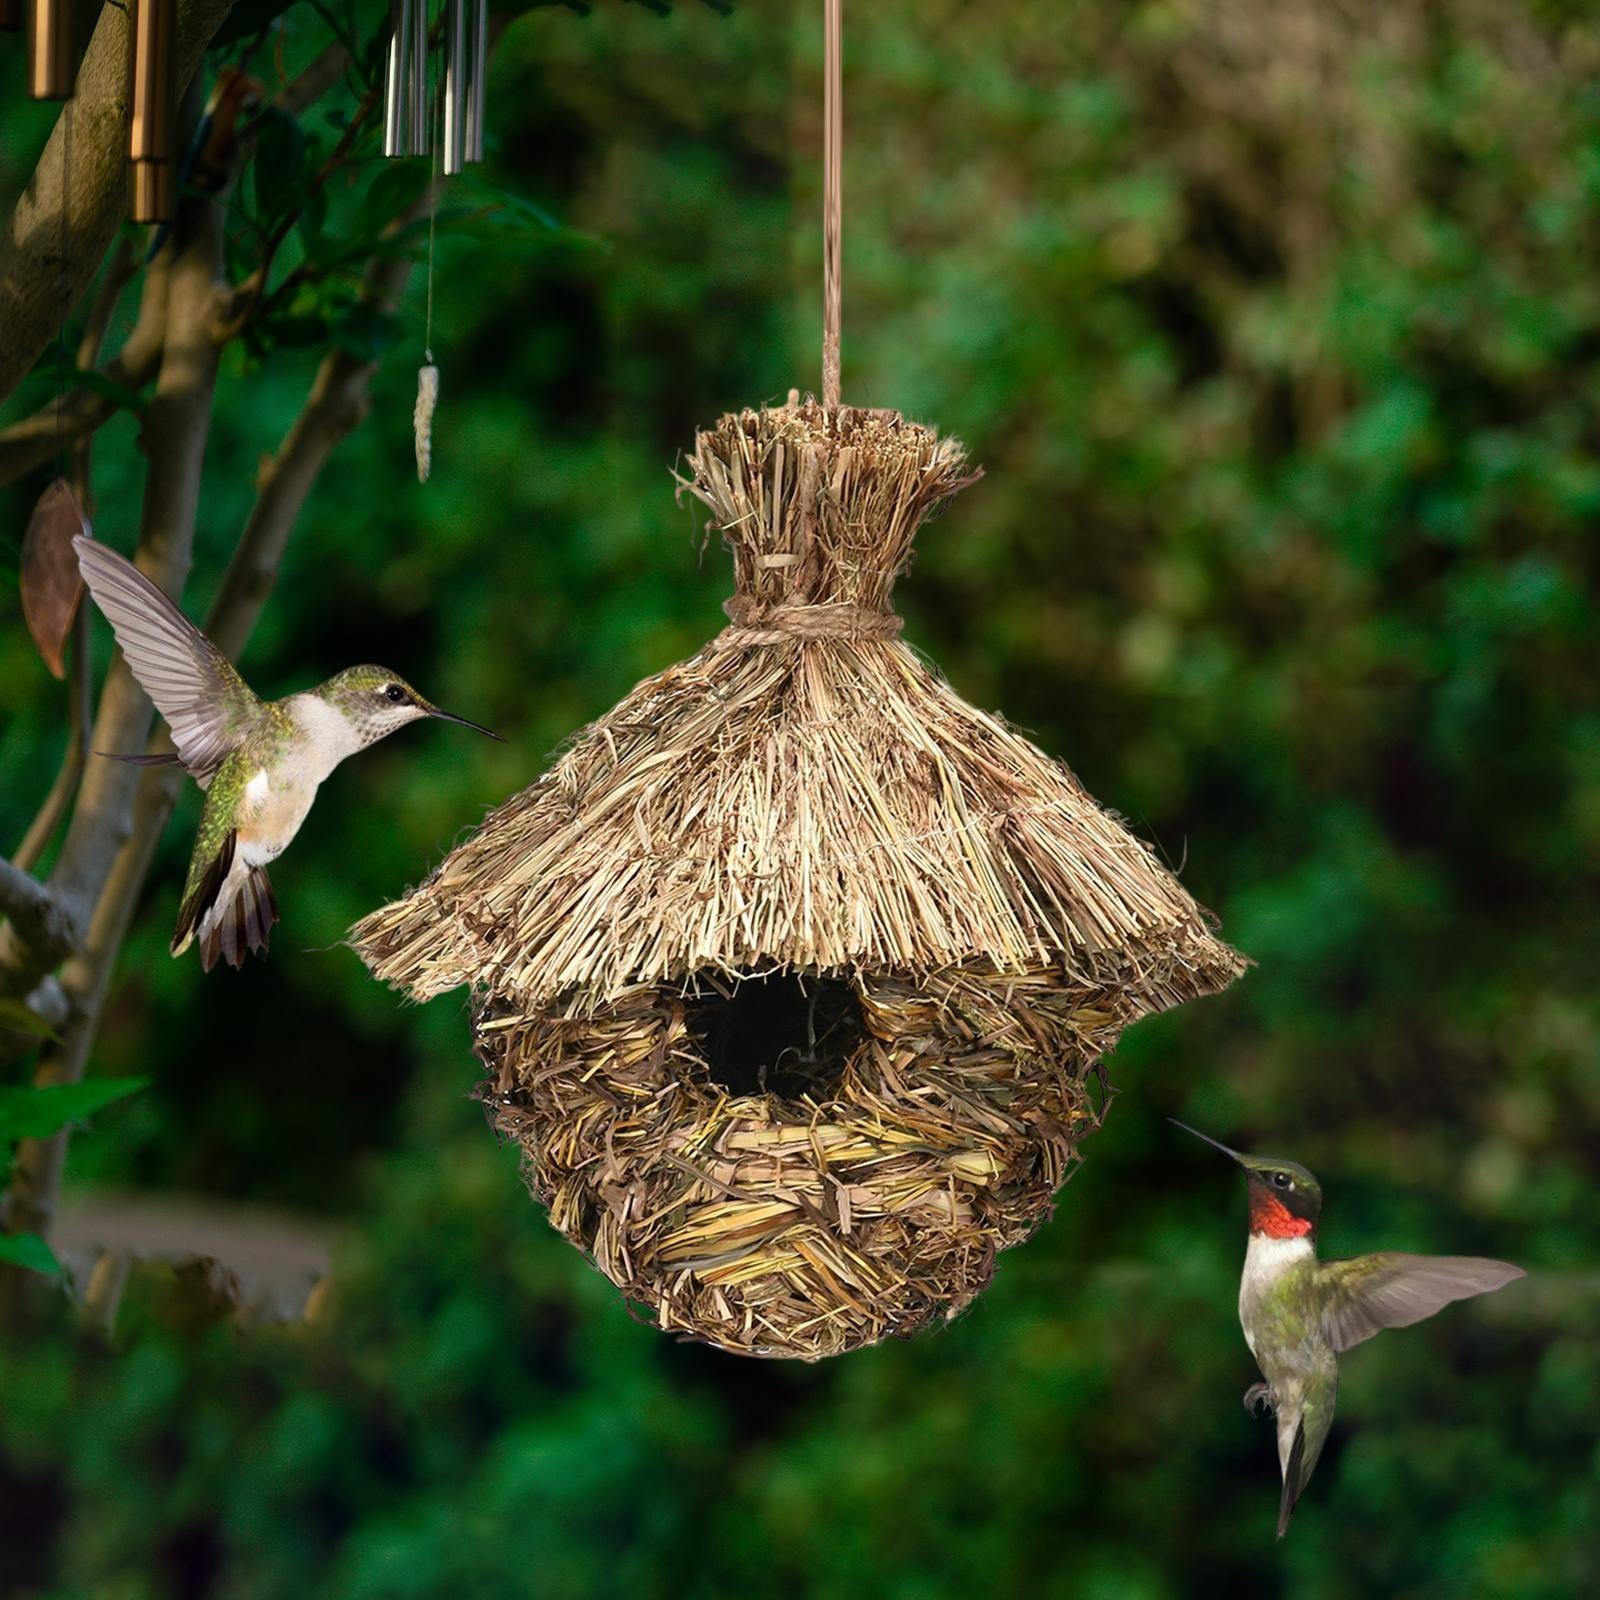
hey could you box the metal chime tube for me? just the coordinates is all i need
[129,0,178,223]
[383,0,412,158]
[442,0,467,176]
[407,0,430,157]
[1,0,23,37]
[26,0,74,99]
[466,0,488,164]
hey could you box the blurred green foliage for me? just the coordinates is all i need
[2,1,1598,1596]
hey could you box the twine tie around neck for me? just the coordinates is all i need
[720,594,905,647]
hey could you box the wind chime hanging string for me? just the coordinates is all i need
[384,0,490,481]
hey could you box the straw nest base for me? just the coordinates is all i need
[474,964,1126,1360]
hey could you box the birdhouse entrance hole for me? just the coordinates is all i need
[685,970,866,1102]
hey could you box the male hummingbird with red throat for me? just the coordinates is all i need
[1171,1119,1524,1538]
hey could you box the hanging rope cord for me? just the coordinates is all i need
[821,0,843,410]
[424,166,437,365]
[719,5,897,650]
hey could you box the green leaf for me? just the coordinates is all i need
[263,313,332,348]
[357,164,430,243]
[0,1232,61,1277]
[253,107,310,223]
[0,998,57,1042]
[0,1077,148,1141]
[298,185,331,261]
[212,0,298,47]
[458,173,564,235]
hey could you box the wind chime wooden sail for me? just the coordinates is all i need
[352,1,1245,1359]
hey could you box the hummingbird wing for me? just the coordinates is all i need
[74,537,261,784]
[1317,1253,1524,1352]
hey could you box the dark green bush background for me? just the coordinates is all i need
[2,2,1597,1595]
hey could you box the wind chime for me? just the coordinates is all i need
[6,0,178,216]
[382,0,491,481]
[353,1,1245,1360]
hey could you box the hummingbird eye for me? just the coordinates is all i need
[383,684,407,704]
[1271,1170,1293,1190]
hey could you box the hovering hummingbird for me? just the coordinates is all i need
[74,536,501,972]
[1170,1119,1523,1539]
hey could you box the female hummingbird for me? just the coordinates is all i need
[74,536,501,972]
[1171,1120,1523,1538]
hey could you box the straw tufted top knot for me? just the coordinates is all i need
[679,400,982,619]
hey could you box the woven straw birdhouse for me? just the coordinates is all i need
[352,402,1244,1360]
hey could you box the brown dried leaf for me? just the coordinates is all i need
[21,478,90,679]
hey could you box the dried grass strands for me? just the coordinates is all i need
[477,967,1119,1360]
[351,399,1245,1359]
[352,404,1243,1014]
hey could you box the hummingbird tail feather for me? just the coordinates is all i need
[1277,1417,1306,1539]
[174,832,237,963]
[200,865,278,972]
[173,833,278,972]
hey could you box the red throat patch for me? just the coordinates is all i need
[1249,1191,1314,1240]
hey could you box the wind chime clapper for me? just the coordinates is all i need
[128,0,178,226]
[24,0,74,99]
[384,0,489,172]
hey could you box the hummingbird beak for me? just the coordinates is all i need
[1168,1118,1247,1166]
[427,707,505,741]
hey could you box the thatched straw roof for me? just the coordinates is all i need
[351,403,1244,1014]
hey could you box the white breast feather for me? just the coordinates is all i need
[288,693,363,782]
[1239,1233,1315,1359]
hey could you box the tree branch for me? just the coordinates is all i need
[274,39,355,118]
[0,857,78,966]
[1,192,433,1262]
[0,0,235,407]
